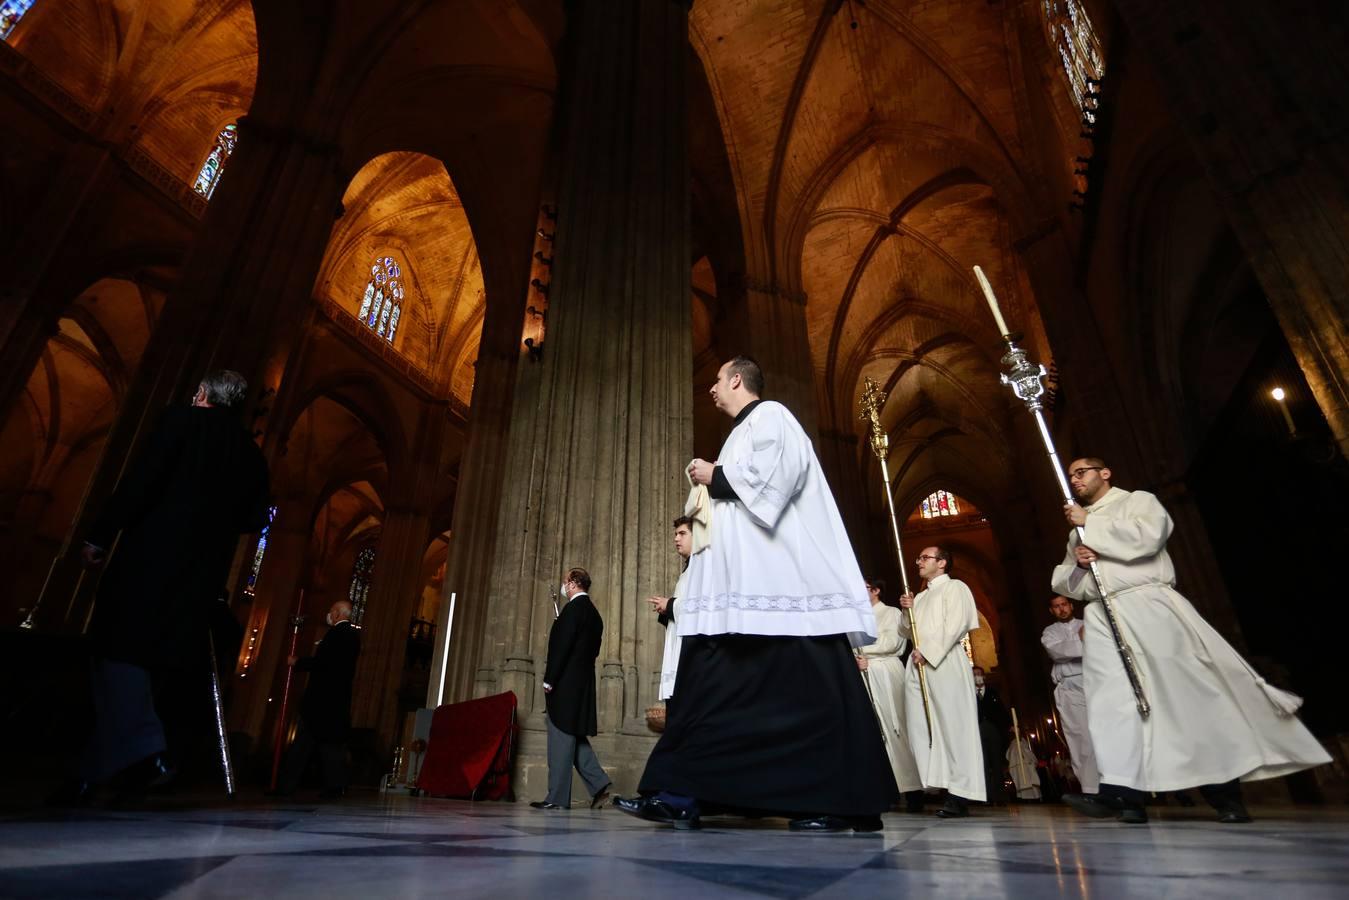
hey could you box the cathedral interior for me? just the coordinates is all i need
[2,0,1348,829]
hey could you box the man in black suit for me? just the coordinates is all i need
[71,370,270,800]
[532,566,610,810]
[276,599,362,798]
[973,665,1011,803]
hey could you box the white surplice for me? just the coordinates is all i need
[858,603,923,793]
[1040,618,1100,793]
[1006,738,1040,800]
[899,574,985,801]
[1051,487,1330,792]
[678,401,876,644]
[658,569,688,701]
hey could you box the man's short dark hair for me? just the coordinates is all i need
[567,566,592,592]
[1073,456,1108,471]
[727,355,764,397]
[672,515,694,530]
[972,665,984,676]
[199,370,249,409]
[864,575,886,596]
[933,545,953,574]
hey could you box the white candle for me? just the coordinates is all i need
[973,265,1011,337]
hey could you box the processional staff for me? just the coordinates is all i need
[858,379,934,747]
[269,589,307,792]
[972,265,1150,719]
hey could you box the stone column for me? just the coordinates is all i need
[350,405,444,756]
[1110,0,1349,458]
[480,0,693,796]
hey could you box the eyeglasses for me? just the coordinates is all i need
[915,555,940,563]
[1068,466,1103,480]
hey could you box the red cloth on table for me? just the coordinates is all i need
[416,691,517,800]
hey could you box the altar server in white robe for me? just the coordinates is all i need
[857,577,923,800]
[1006,733,1041,801]
[621,356,895,834]
[1041,595,1099,793]
[899,547,986,818]
[1052,458,1330,824]
[649,516,695,704]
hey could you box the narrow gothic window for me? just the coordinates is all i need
[920,490,960,519]
[0,0,35,40]
[193,123,238,199]
[349,546,375,625]
[243,505,278,596]
[358,256,405,343]
[1042,0,1104,117]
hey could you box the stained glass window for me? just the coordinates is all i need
[193,123,238,199]
[1042,0,1104,117]
[243,505,278,596]
[358,256,405,343]
[0,0,35,40]
[349,546,375,625]
[920,490,960,519]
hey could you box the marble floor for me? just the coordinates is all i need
[2,793,1347,899]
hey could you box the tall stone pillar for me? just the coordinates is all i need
[481,0,693,796]
[1110,0,1349,457]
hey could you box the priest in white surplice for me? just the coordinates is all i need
[1053,458,1330,824]
[620,356,895,834]
[1041,595,1099,794]
[899,546,986,818]
[857,577,923,803]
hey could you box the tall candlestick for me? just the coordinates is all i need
[1271,388,1296,435]
[973,265,1011,337]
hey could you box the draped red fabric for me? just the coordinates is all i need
[416,691,517,800]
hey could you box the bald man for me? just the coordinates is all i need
[275,600,362,799]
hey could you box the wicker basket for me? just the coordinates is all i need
[645,705,667,733]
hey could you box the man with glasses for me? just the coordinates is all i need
[899,546,985,818]
[1052,458,1329,824]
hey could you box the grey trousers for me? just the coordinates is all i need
[545,716,610,806]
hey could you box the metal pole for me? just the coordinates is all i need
[269,590,307,792]
[208,631,235,797]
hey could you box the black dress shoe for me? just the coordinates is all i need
[1062,793,1117,819]
[1215,805,1253,824]
[613,795,701,830]
[530,801,565,810]
[789,815,884,833]
[46,780,96,808]
[789,815,851,833]
[589,785,612,809]
[935,797,970,819]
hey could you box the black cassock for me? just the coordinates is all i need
[297,621,362,740]
[544,593,602,737]
[639,633,897,817]
[87,405,271,671]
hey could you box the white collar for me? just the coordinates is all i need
[926,574,950,589]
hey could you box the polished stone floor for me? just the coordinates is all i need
[2,793,1347,899]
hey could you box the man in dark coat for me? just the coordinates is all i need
[74,370,270,797]
[973,665,1012,803]
[531,566,610,810]
[275,599,361,798]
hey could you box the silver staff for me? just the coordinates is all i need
[974,266,1150,719]
[207,631,236,796]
